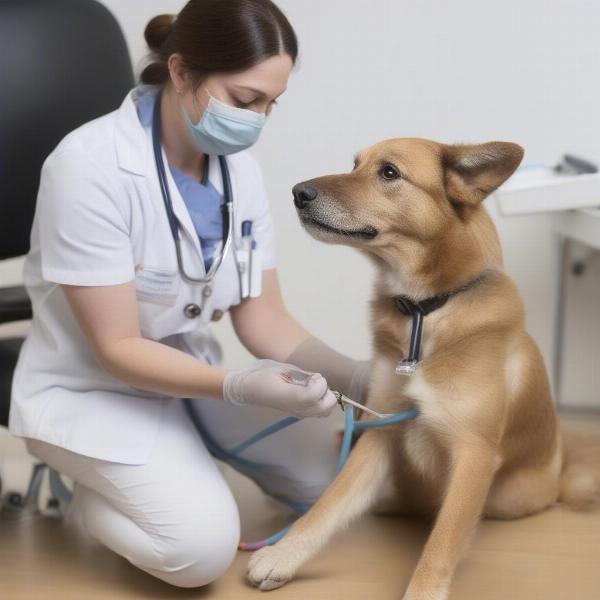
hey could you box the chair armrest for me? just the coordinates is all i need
[0,286,33,324]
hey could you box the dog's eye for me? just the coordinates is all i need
[380,164,401,180]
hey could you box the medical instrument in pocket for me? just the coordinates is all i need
[233,220,256,299]
[249,240,255,298]
[181,387,418,551]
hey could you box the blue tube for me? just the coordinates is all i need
[228,416,300,454]
[224,402,419,550]
[336,404,355,474]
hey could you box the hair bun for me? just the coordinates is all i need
[144,14,176,52]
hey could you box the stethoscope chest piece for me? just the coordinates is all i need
[183,284,213,319]
[183,303,201,319]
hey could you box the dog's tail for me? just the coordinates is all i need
[558,421,600,508]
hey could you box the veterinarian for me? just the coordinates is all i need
[9,0,371,588]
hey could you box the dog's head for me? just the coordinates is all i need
[292,138,523,297]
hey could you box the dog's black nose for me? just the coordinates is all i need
[292,183,319,209]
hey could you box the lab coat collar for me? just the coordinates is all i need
[114,86,204,269]
[114,85,225,197]
[114,87,147,176]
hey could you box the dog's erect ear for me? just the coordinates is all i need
[442,141,524,207]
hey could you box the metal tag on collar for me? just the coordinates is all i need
[395,359,418,375]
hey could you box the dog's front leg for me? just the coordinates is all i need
[402,441,499,600]
[247,429,392,591]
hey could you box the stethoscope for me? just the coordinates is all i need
[152,88,240,319]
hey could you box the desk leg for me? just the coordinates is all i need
[551,232,569,407]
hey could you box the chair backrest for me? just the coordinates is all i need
[0,0,134,260]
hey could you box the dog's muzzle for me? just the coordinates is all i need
[292,182,378,240]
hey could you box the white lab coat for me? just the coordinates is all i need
[9,85,276,465]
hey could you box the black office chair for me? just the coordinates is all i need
[0,0,134,515]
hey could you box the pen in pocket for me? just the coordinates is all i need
[241,220,253,298]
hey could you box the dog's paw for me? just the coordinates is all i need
[402,580,450,600]
[402,592,448,600]
[246,545,298,591]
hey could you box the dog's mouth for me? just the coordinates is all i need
[301,216,378,240]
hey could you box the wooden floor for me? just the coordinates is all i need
[2,412,600,600]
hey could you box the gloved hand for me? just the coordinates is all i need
[222,358,338,418]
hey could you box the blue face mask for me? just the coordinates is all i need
[180,86,267,155]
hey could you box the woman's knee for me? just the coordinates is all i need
[145,496,241,588]
[150,542,236,588]
[77,480,241,589]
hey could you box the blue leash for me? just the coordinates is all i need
[182,397,418,550]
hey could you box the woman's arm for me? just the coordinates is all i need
[62,280,338,417]
[62,281,228,400]
[228,268,312,361]
[229,268,372,402]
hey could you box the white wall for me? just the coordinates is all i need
[3,0,599,406]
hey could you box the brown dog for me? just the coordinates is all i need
[246,138,600,599]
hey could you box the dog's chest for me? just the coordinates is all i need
[370,329,455,483]
[396,419,450,486]
[369,350,450,425]
[381,369,452,485]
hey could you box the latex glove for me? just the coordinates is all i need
[222,358,338,418]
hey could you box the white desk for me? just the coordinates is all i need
[496,168,600,406]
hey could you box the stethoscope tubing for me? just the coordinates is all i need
[151,87,235,285]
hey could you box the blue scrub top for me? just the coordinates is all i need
[136,87,223,271]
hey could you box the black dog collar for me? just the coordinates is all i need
[392,272,488,375]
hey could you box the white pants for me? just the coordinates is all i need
[24,396,344,588]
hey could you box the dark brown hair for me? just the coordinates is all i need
[140,0,298,88]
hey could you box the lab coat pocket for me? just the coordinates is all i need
[134,264,180,307]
